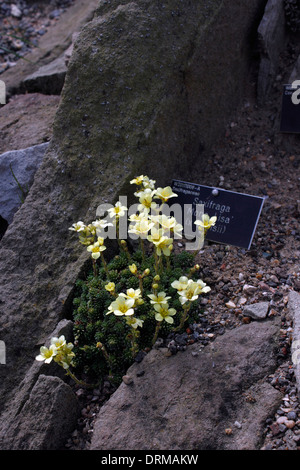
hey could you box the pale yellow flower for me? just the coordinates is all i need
[51,335,66,349]
[171,222,183,237]
[138,188,158,213]
[35,344,57,363]
[106,296,135,317]
[195,279,211,293]
[194,214,217,231]
[87,238,106,259]
[178,279,211,305]
[69,221,86,232]
[129,263,138,274]
[171,276,189,291]
[148,292,171,305]
[128,213,145,223]
[130,175,144,185]
[153,303,176,324]
[158,214,176,230]
[126,316,144,329]
[142,176,156,189]
[107,201,128,219]
[54,342,75,370]
[36,336,75,370]
[155,186,178,203]
[92,218,113,236]
[105,282,116,293]
[120,288,142,303]
[147,228,173,256]
[128,218,154,238]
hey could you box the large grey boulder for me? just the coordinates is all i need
[0,0,267,448]
[0,143,49,224]
[90,319,282,450]
[23,55,67,95]
[0,374,78,450]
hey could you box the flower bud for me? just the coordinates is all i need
[129,264,138,274]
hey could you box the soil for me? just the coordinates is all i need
[1,1,300,452]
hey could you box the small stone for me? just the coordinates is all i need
[122,375,133,385]
[242,316,251,324]
[270,422,280,435]
[234,421,242,429]
[225,300,236,308]
[243,301,269,320]
[243,284,257,294]
[11,4,22,18]
[285,420,296,429]
[277,416,288,425]
[238,296,247,306]
[287,411,297,421]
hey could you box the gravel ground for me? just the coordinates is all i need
[0,0,74,74]
[62,34,300,450]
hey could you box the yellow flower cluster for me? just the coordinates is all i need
[35,335,75,370]
[129,175,181,260]
[171,277,211,305]
[106,288,144,329]
[148,292,176,324]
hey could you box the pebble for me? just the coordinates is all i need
[11,4,22,18]
[243,284,257,295]
[122,375,133,385]
[225,300,236,309]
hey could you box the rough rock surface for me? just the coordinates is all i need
[0,93,60,154]
[0,0,266,443]
[0,374,78,450]
[0,142,49,225]
[90,319,282,450]
[257,0,287,103]
[23,55,67,95]
[243,301,270,320]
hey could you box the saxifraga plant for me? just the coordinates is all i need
[36,175,217,387]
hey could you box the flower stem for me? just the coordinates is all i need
[66,369,99,389]
[152,321,162,346]
[138,276,144,296]
[140,237,145,262]
[174,303,192,332]
[100,252,109,275]
[92,259,98,277]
